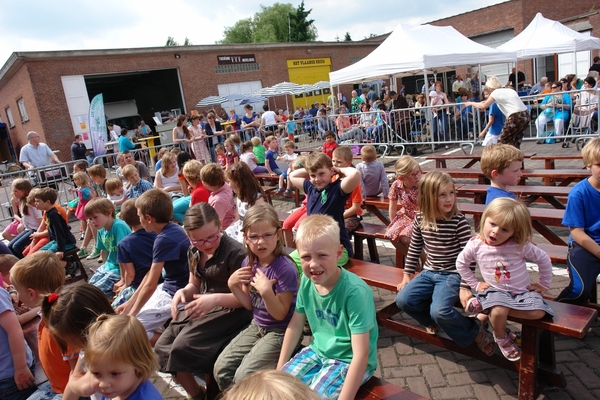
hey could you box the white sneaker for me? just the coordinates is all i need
[86,247,101,260]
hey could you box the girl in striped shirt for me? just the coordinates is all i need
[395,171,495,356]
[456,198,553,361]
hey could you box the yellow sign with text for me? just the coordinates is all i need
[287,58,332,68]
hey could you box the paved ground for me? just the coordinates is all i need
[68,138,598,399]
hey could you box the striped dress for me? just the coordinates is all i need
[404,212,473,290]
[456,237,554,316]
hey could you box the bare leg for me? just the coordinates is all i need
[508,309,546,320]
[489,305,511,339]
[174,372,202,398]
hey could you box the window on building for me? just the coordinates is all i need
[17,98,29,122]
[5,107,15,128]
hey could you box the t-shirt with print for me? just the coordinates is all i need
[304,178,352,257]
[117,229,157,289]
[295,268,378,371]
[96,219,131,273]
[562,178,600,245]
[154,222,190,296]
[243,255,298,330]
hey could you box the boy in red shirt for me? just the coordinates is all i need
[321,131,339,159]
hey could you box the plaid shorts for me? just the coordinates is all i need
[112,286,135,308]
[281,346,374,399]
[89,264,121,297]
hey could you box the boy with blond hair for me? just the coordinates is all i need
[251,136,266,166]
[122,164,153,198]
[264,136,282,176]
[85,198,131,297]
[116,189,189,343]
[276,141,298,196]
[480,143,524,205]
[88,164,108,197]
[556,137,600,304]
[105,177,129,210]
[10,252,72,398]
[277,214,378,400]
[356,144,389,200]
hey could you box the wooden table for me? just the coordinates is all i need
[457,184,571,209]
[363,196,566,245]
[530,154,585,185]
[137,135,161,161]
[426,152,536,169]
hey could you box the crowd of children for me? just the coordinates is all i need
[1,126,596,399]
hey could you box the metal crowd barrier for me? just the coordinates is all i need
[0,160,85,227]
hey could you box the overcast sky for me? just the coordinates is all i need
[0,0,507,67]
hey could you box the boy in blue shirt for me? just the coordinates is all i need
[264,135,283,176]
[85,198,132,297]
[112,199,157,308]
[480,144,524,205]
[289,152,360,269]
[115,189,189,344]
[277,214,378,400]
[556,137,600,304]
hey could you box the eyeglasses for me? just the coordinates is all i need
[189,232,221,246]
[551,86,559,89]
[245,229,280,244]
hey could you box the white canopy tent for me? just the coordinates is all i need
[329,23,518,86]
[498,13,600,59]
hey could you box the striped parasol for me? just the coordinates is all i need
[196,95,229,107]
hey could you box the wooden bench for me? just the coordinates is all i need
[346,259,598,400]
[256,175,303,207]
[530,154,585,185]
[64,247,88,284]
[457,202,566,245]
[456,184,571,209]
[426,152,536,169]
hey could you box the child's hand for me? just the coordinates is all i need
[14,364,35,390]
[55,251,64,260]
[476,281,490,292]
[396,274,411,291]
[250,268,276,295]
[228,266,252,288]
[527,282,547,294]
[184,294,216,321]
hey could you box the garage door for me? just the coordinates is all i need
[470,29,515,85]
[218,81,263,117]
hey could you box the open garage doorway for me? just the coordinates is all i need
[84,68,184,131]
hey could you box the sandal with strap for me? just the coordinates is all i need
[466,297,483,314]
[494,332,521,361]
[425,324,438,335]
[475,323,495,356]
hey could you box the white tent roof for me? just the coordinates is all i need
[329,23,517,86]
[498,13,600,59]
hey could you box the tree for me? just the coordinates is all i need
[289,1,317,42]
[344,32,352,42]
[218,2,317,44]
[165,37,192,46]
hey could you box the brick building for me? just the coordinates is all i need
[0,0,598,161]
[0,42,379,161]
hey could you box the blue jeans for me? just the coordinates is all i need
[0,367,36,400]
[8,228,35,259]
[432,111,449,142]
[394,270,478,347]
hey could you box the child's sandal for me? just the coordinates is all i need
[466,298,483,314]
[494,332,521,361]
[425,324,438,335]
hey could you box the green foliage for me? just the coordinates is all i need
[344,32,352,42]
[165,37,192,46]
[219,1,317,44]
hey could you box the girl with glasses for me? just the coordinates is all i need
[153,203,252,400]
[214,203,298,391]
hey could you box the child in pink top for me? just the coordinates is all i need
[201,163,237,230]
[456,198,553,362]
